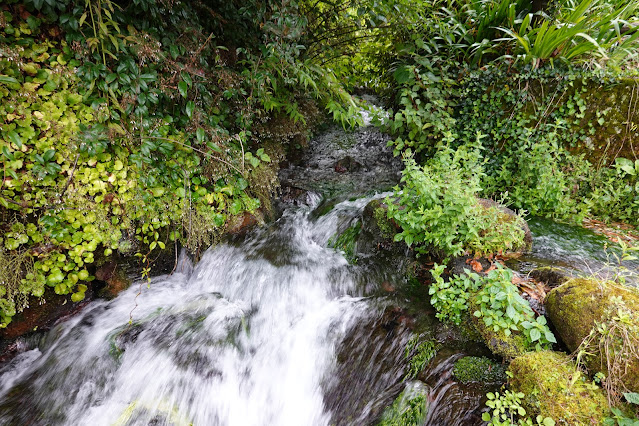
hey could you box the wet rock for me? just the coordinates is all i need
[508,350,610,424]
[95,261,131,299]
[325,306,414,425]
[545,278,639,392]
[278,183,309,205]
[358,199,402,256]
[529,266,571,288]
[332,156,363,173]
[0,286,95,340]
[227,210,263,235]
[277,122,402,202]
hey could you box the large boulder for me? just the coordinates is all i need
[545,278,639,393]
[508,350,610,425]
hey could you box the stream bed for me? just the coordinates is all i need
[0,110,636,425]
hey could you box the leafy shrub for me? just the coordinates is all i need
[386,145,525,258]
[482,390,556,426]
[429,263,481,325]
[428,263,556,350]
[473,266,557,350]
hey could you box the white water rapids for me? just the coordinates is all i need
[0,194,403,426]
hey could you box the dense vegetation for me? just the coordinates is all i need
[0,0,364,328]
[1,0,639,422]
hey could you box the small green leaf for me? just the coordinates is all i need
[623,392,639,405]
[186,101,195,118]
[43,149,55,162]
[7,130,22,148]
[170,45,179,59]
[529,328,541,342]
[71,292,85,302]
[0,75,19,85]
[178,81,188,98]
[196,128,206,143]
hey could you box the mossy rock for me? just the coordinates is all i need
[363,199,398,240]
[453,356,506,383]
[358,199,403,256]
[545,278,639,392]
[468,297,528,359]
[508,350,610,425]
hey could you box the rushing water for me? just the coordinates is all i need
[0,193,428,426]
[513,217,639,286]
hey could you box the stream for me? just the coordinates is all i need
[1,104,637,425]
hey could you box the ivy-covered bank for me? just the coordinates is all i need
[0,0,359,329]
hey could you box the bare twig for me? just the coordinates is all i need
[59,154,80,200]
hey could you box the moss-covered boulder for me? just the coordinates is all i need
[453,356,507,383]
[508,351,610,425]
[545,278,639,393]
[358,199,403,256]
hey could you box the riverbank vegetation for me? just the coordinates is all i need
[1,0,639,423]
[0,0,359,328]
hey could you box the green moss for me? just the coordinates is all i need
[404,336,439,379]
[379,381,429,426]
[469,297,528,359]
[546,278,639,393]
[508,350,610,425]
[453,356,506,383]
[374,204,396,240]
[328,221,362,263]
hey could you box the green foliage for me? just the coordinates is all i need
[429,263,480,325]
[428,262,556,351]
[605,392,639,425]
[453,356,506,383]
[473,266,557,350]
[482,390,556,426]
[379,382,429,426]
[456,66,639,225]
[0,0,364,327]
[497,0,639,69]
[404,334,439,379]
[384,63,458,156]
[328,221,361,263]
[386,145,524,257]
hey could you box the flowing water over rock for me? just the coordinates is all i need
[512,217,639,286]
[0,194,409,425]
[2,106,637,426]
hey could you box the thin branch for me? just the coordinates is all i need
[59,154,80,200]
[142,136,245,176]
